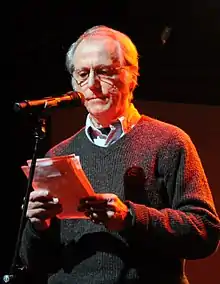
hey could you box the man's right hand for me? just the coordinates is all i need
[26,190,63,231]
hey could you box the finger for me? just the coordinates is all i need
[91,212,98,219]
[80,196,108,206]
[84,210,91,218]
[79,195,99,203]
[79,193,117,204]
[27,204,62,220]
[77,201,107,212]
[77,201,115,213]
[89,210,113,222]
[106,210,115,218]
[93,193,116,202]
[89,213,105,225]
[90,204,116,212]
[29,217,45,226]
[29,190,55,201]
[82,209,101,219]
[91,209,115,220]
[27,208,46,219]
[28,199,60,210]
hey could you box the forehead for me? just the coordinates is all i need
[73,37,122,68]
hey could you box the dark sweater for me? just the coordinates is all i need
[20,115,220,284]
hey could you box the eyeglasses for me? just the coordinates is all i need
[71,65,129,87]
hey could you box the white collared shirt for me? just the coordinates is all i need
[85,103,141,147]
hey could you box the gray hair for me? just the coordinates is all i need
[65,25,140,91]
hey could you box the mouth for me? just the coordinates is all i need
[86,96,109,101]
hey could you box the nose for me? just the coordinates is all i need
[87,69,100,89]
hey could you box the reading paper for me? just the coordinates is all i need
[21,154,95,219]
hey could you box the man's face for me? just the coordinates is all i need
[72,37,132,123]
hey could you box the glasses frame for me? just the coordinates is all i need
[71,65,130,87]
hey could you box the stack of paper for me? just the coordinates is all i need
[21,154,95,219]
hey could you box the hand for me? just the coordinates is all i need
[26,190,62,231]
[78,193,129,231]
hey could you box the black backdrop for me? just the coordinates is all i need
[1,0,220,282]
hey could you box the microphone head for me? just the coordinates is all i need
[13,101,28,113]
[63,91,85,106]
[13,91,85,114]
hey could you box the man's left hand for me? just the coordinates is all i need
[78,193,129,231]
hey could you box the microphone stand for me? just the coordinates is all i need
[2,110,49,284]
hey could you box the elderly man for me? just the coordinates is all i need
[20,25,220,284]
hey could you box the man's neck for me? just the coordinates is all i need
[90,103,132,128]
[90,114,120,128]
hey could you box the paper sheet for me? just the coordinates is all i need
[21,154,95,219]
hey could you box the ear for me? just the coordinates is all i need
[124,70,133,90]
[129,73,137,92]
[125,67,137,92]
[130,79,135,92]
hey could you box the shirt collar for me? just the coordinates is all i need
[85,103,141,137]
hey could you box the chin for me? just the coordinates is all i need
[86,102,111,115]
[89,106,116,123]
[89,107,109,117]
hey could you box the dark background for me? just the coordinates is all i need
[1,0,220,282]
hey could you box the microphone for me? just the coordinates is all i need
[13,91,84,113]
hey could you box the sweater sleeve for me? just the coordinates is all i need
[19,218,62,273]
[126,129,220,259]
